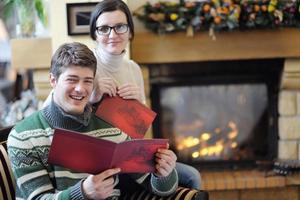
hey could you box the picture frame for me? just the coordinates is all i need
[66,2,97,36]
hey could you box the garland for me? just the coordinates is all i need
[133,0,300,37]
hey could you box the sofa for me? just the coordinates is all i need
[0,126,209,200]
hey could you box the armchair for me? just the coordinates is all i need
[0,126,209,200]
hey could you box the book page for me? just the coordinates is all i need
[48,129,169,174]
[48,129,116,174]
[112,139,168,173]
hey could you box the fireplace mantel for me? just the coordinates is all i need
[130,28,300,64]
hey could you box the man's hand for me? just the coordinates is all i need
[154,145,177,177]
[83,168,121,200]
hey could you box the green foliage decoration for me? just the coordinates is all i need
[134,0,300,36]
[3,0,48,37]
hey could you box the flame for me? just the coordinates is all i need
[200,144,224,156]
[214,128,221,134]
[201,133,211,141]
[228,121,237,130]
[228,130,238,139]
[192,151,200,158]
[176,120,240,159]
[176,136,199,149]
[228,121,238,139]
[231,142,237,148]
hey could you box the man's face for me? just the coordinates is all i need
[50,66,94,115]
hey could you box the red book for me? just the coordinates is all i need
[95,95,157,139]
[48,128,168,174]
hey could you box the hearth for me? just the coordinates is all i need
[150,59,284,170]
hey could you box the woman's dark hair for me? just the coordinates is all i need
[90,0,134,41]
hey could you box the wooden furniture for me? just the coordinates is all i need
[131,28,300,64]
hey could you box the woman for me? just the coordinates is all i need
[89,0,201,189]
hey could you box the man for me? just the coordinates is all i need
[7,42,178,200]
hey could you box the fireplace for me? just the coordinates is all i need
[150,59,284,170]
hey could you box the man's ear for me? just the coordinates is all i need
[49,73,57,88]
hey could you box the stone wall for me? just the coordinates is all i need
[279,58,300,160]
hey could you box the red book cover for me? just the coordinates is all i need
[95,95,157,139]
[48,128,168,174]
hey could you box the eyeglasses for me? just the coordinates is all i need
[96,24,129,36]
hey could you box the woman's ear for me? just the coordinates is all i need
[49,73,57,88]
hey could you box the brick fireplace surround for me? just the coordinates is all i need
[131,28,300,200]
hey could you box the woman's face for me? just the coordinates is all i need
[95,10,130,55]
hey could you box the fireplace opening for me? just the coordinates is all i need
[150,59,284,170]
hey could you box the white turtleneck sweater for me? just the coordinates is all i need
[90,46,146,104]
[43,46,146,106]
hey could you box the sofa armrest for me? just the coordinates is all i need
[118,174,209,200]
[123,186,209,200]
[124,187,209,200]
[0,142,16,200]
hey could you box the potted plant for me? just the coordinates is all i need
[3,0,47,37]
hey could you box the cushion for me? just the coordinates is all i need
[0,142,15,200]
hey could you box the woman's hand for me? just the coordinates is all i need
[154,145,177,177]
[83,168,121,200]
[117,83,142,102]
[97,77,118,97]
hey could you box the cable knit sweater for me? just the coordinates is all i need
[90,46,146,104]
[7,101,178,200]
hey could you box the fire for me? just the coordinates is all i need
[176,120,239,159]
[192,151,200,158]
[231,142,237,148]
[177,136,200,150]
[228,121,238,139]
[200,144,224,156]
[201,133,211,141]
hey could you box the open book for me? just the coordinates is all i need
[48,128,168,174]
[95,95,157,139]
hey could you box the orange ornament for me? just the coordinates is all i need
[214,16,222,24]
[261,5,267,12]
[254,4,260,12]
[217,7,223,14]
[203,4,211,13]
[222,7,229,14]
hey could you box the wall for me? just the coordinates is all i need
[49,0,99,52]
[49,0,128,54]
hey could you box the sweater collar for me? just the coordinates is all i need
[41,99,92,131]
[94,45,125,73]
